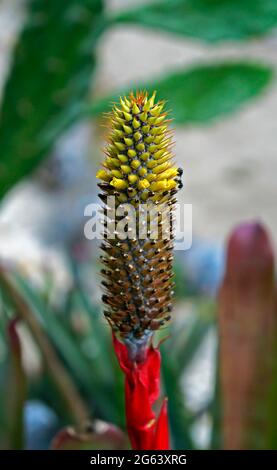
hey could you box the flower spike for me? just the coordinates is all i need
[97,91,182,361]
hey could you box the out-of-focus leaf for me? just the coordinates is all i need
[210,344,222,449]
[14,271,121,423]
[267,333,277,448]
[0,269,89,427]
[52,420,128,450]
[6,318,27,450]
[12,273,116,421]
[161,343,195,450]
[89,62,273,125]
[0,0,104,199]
[160,305,214,449]
[64,258,122,424]
[174,313,213,371]
[111,0,277,43]
[173,262,198,299]
[13,274,95,390]
[67,256,113,380]
[111,356,125,430]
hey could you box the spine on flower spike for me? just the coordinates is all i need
[97,91,182,361]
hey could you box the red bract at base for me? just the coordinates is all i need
[113,335,170,450]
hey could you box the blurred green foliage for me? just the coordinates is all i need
[111,0,277,43]
[0,261,214,449]
[0,0,104,199]
[89,62,273,124]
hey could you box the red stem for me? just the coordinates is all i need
[113,334,170,450]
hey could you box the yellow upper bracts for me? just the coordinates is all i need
[96,91,182,203]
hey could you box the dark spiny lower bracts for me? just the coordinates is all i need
[97,91,182,362]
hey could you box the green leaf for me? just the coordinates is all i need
[0,0,104,200]
[175,314,213,371]
[111,0,277,43]
[89,62,273,125]
[265,333,277,448]
[161,344,195,450]
[12,274,116,421]
[66,256,113,381]
[13,274,93,389]
[210,345,222,449]
[160,306,215,449]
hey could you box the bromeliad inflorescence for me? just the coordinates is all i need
[97,91,182,449]
[97,91,182,360]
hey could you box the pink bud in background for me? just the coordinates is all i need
[218,222,277,449]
